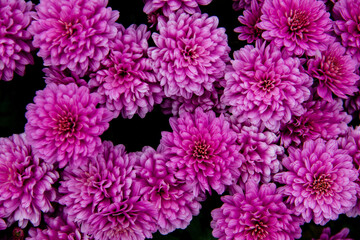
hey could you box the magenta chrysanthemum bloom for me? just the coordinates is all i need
[227,115,283,189]
[280,98,352,148]
[59,141,157,240]
[43,67,87,87]
[274,138,359,225]
[28,0,119,77]
[258,0,332,56]
[89,24,163,119]
[307,41,359,101]
[313,227,352,240]
[333,0,360,63]
[159,107,242,196]
[132,146,202,235]
[143,0,212,16]
[0,133,58,228]
[222,40,312,131]
[0,0,34,81]
[211,181,303,240]
[27,213,91,240]
[25,83,113,168]
[148,11,230,99]
[234,0,264,43]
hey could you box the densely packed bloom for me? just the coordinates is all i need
[258,0,332,56]
[0,0,34,81]
[143,0,212,16]
[25,83,113,168]
[333,0,360,63]
[227,115,283,190]
[148,10,230,99]
[132,146,202,234]
[313,227,352,240]
[234,0,263,43]
[222,40,312,131]
[307,41,359,101]
[211,181,303,240]
[0,133,58,228]
[59,141,157,240]
[280,98,352,148]
[89,24,163,119]
[27,212,92,240]
[274,138,359,225]
[159,107,242,196]
[28,0,119,77]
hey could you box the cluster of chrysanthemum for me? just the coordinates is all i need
[0,0,360,239]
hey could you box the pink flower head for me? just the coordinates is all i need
[313,227,352,240]
[43,67,88,87]
[132,146,202,234]
[0,133,58,228]
[89,24,163,119]
[211,181,303,240]
[333,0,360,63]
[148,10,230,99]
[28,0,119,77]
[307,41,359,101]
[143,0,212,17]
[222,40,312,131]
[274,138,359,225]
[59,141,157,240]
[25,83,113,168]
[234,0,264,43]
[258,0,332,56]
[159,107,242,196]
[0,0,34,81]
[280,98,352,148]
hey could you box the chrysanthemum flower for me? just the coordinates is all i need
[313,227,352,240]
[143,0,212,16]
[227,115,283,189]
[222,40,312,131]
[280,98,352,148]
[25,83,113,168]
[211,181,303,240]
[27,212,91,240]
[274,138,359,225]
[148,11,230,99]
[234,0,264,43]
[89,24,163,119]
[28,0,119,77]
[333,0,360,63]
[307,41,359,101]
[258,0,332,56]
[59,141,157,240]
[43,67,87,87]
[132,146,202,235]
[159,107,242,196]
[0,0,34,81]
[0,133,58,228]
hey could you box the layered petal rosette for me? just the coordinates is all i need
[89,24,163,119]
[333,0,360,63]
[59,141,157,240]
[143,0,212,16]
[25,83,113,168]
[148,11,230,99]
[258,0,332,56]
[0,133,58,228]
[307,41,359,101]
[222,40,312,131]
[274,138,359,225]
[159,107,242,196]
[211,181,303,240]
[132,146,202,234]
[0,0,34,81]
[28,0,119,76]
